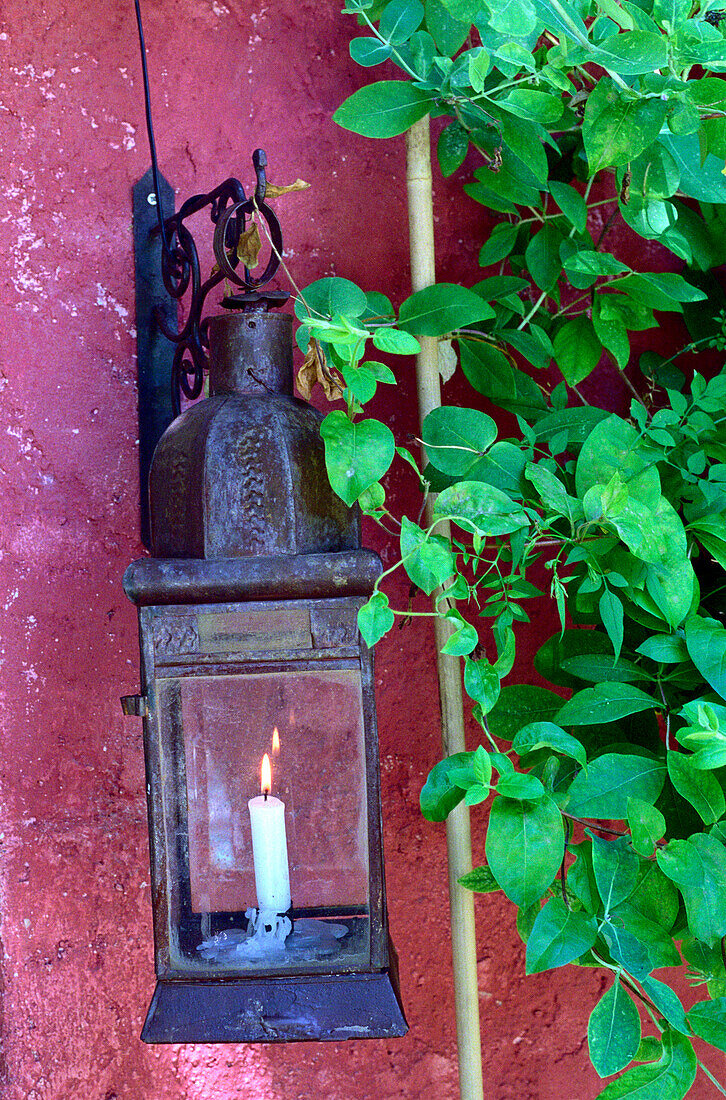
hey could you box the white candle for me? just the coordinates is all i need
[248,753,291,914]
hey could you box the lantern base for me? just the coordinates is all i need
[141,969,408,1043]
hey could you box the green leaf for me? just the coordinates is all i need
[455,440,527,495]
[548,181,588,232]
[459,340,548,421]
[496,771,546,800]
[464,657,501,713]
[379,0,424,43]
[687,997,726,1052]
[437,121,469,177]
[602,922,652,980]
[588,980,641,1078]
[350,37,394,65]
[458,863,501,893]
[566,754,666,819]
[420,752,472,821]
[625,863,679,932]
[422,406,498,475]
[525,223,564,292]
[400,517,456,595]
[560,654,646,684]
[433,480,530,536]
[532,0,588,39]
[590,833,639,912]
[652,0,690,30]
[488,686,565,740]
[667,750,725,825]
[575,415,660,503]
[641,977,688,1036]
[371,327,421,355]
[357,591,395,647]
[556,683,659,726]
[333,80,433,138]
[593,299,630,370]
[399,283,495,336]
[525,463,583,523]
[513,722,587,767]
[685,616,726,698]
[536,629,614,689]
[592,30,668,75]
[479,222,520,267]
[627,797,665,858]
[525,897,598,974]
[600,588,624,660]
[486,0,537,35]
[659,133,726,204]
[612,907,680,970]
[583,79,667,172]
[297,277,368,321]
[657,833,726,946]
[564,251,630,279]
[553,315,603,385]
[320,411,395,506]
[636,634,689,663]
[633,1037,662,1064]
[501,88,563,125]
[424,0,469,52]
[485,795,564,907]
[340,362,378,403]
[594,1029,696,1099]
[441,610,479,656]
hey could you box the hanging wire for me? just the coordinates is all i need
[133,0,174,260]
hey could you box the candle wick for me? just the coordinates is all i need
[264,791,268,801]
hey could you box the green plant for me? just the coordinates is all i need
[291,0,726,1094]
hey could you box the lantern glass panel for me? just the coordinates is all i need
[157,666,371,976]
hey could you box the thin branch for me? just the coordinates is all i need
[658,680,671,751]
[621,371,643,405]
[561,818,572,909]
[595,207,620,251]
[562,813,628,837]
[699,1061,726,1097]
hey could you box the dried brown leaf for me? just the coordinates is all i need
[296,341,344,402]
[237,219,262,269]
[265,179,311,200]
[296,343,319,402]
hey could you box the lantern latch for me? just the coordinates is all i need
[120,694,148,717]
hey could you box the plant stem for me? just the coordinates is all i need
[621,370,643,404]
[518,196,618,226]
[562,812,628,837]
[518,290,549,330]
[658,680,671,751]
[698,1061,726,1097]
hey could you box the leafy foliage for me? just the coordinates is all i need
[294,0,726,1092]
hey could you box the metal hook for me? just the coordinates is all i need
[253,149,267,206]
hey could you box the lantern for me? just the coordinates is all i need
[122,142,406,1040]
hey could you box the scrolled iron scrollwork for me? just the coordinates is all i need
[151,149,284,414]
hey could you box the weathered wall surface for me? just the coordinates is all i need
[0,2,700,1098]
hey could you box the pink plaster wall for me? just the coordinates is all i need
[0,2,713,1098]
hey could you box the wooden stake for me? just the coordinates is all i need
[405,116,485,1100]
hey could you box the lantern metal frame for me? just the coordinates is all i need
[123,555,406,1043]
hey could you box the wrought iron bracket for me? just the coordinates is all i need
[132,151,287,549]
[133,167,177,549]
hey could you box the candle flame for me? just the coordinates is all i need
[272,727,280,754]
[261,753,272,796]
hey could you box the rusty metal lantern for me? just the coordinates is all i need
[122,17,406,1038]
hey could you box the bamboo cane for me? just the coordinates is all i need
[405,116,485,1100]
